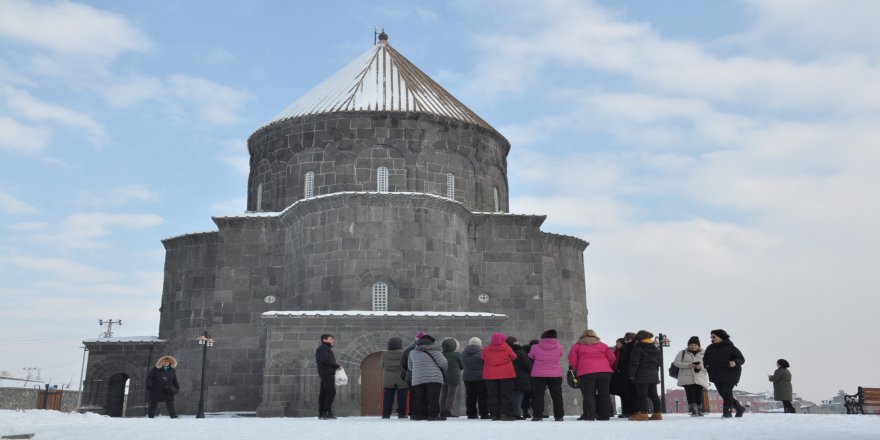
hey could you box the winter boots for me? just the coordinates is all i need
[649,412,663,421]
[318,411,337,420]
[734,401,745,418]
[722,405,733,418]
[688,403,705,417]
[628,412,650,421]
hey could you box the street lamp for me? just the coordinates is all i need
[196,332,215,419]
[654,333,670,413]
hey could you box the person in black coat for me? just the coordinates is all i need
[703,329,746,418]
[146,355,179,418]
[316,334,342,419]
[506,336,533,419]
[627,330,662,421]
[611,332,637,417]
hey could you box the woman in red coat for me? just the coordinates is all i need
[482,332,517,420]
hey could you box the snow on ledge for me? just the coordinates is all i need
[263,310,505,318]
[82,336,163,343]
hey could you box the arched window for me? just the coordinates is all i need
[493,186,500,212]
[256,183,263,211]
[304,171,314,198]
[377,166,389,193]
[446,173,455,199]
[372,282,388,311]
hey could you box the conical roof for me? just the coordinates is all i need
[268,34,495,132]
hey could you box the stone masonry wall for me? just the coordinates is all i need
[0,387,79,412]
[257,313,507,417]
[246,112,510,213]
[280,193,471,311]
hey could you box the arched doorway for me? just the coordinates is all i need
[106,373,129,417]
[360,352,383,416]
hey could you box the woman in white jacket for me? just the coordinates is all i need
[674,336,710,416]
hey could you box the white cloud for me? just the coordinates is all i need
[731,0,880,56]
[210,197,247,215]
[76,185,161,207]
[204,47,234,63]
[0,0,152,59]
[166,75,253,125]
[0,116,51,153]
[8,222,48,232]
[34,212,165,249]
[100,74,165,108]
[2,87,107,144]
[0,190,39,215]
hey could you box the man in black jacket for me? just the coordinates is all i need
[316,334,341,419]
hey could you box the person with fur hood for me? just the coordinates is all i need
[627,330,662,421]
[673,336,710,416]
[568,329,616,421]
[482,332,518,421]
[380,337,408,419]
[528,329,565,421]
[146,355,179,418]
[704,329,746,418]
[439,337,464,418]
[461,337,490,419]
[408,335,448,420]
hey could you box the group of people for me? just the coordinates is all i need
[143,328,794,420]
[368,328,755,422]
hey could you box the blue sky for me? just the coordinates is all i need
[1,0,878,403]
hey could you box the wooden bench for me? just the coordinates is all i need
[845,387,880,414]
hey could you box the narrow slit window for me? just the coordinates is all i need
[304,171,314,198]
[372,282,388,311]
[256,183,263,211]
[377,166,389,193]
[493,186,500,212]
[446,173,455,199]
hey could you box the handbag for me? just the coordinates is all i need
[566,368,579,389]
[668,350,686,379]
[425,351,448,382]
[164,381,179,395]
[335,367,348,386]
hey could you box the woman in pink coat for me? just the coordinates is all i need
[528,329,565,421]
[568,329,616,421]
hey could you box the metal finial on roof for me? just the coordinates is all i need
[378,29,388,43]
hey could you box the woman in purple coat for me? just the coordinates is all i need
[527,329,565,421]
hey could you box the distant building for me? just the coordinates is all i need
[79,33,589,417]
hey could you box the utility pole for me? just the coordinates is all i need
[23,367,41,386]
[98,319,122,338]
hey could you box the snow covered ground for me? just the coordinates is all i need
[1,410,878,440]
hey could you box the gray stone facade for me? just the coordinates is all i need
[80,41,589,418]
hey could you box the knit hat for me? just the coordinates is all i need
[418,334,435,343]
[387,337,403,350]
[415,331,426,340]
[491,332,507,346]
[624,332,637,340]
[687,336,701,347]
[634,330,654,340]
[710,329,730,341]
[468,337,482,347]
[541,329,558,339]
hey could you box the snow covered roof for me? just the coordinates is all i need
[82,336,163,343]
[267,33,495,132]
[263,311,505,318]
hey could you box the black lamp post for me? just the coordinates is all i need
[196,332,214,419]
[654,333,670,413]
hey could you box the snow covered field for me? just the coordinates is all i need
[2,410,879,440]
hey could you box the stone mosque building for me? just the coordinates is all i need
[80,33,589,417]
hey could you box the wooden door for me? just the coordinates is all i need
[360,352,384,416]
